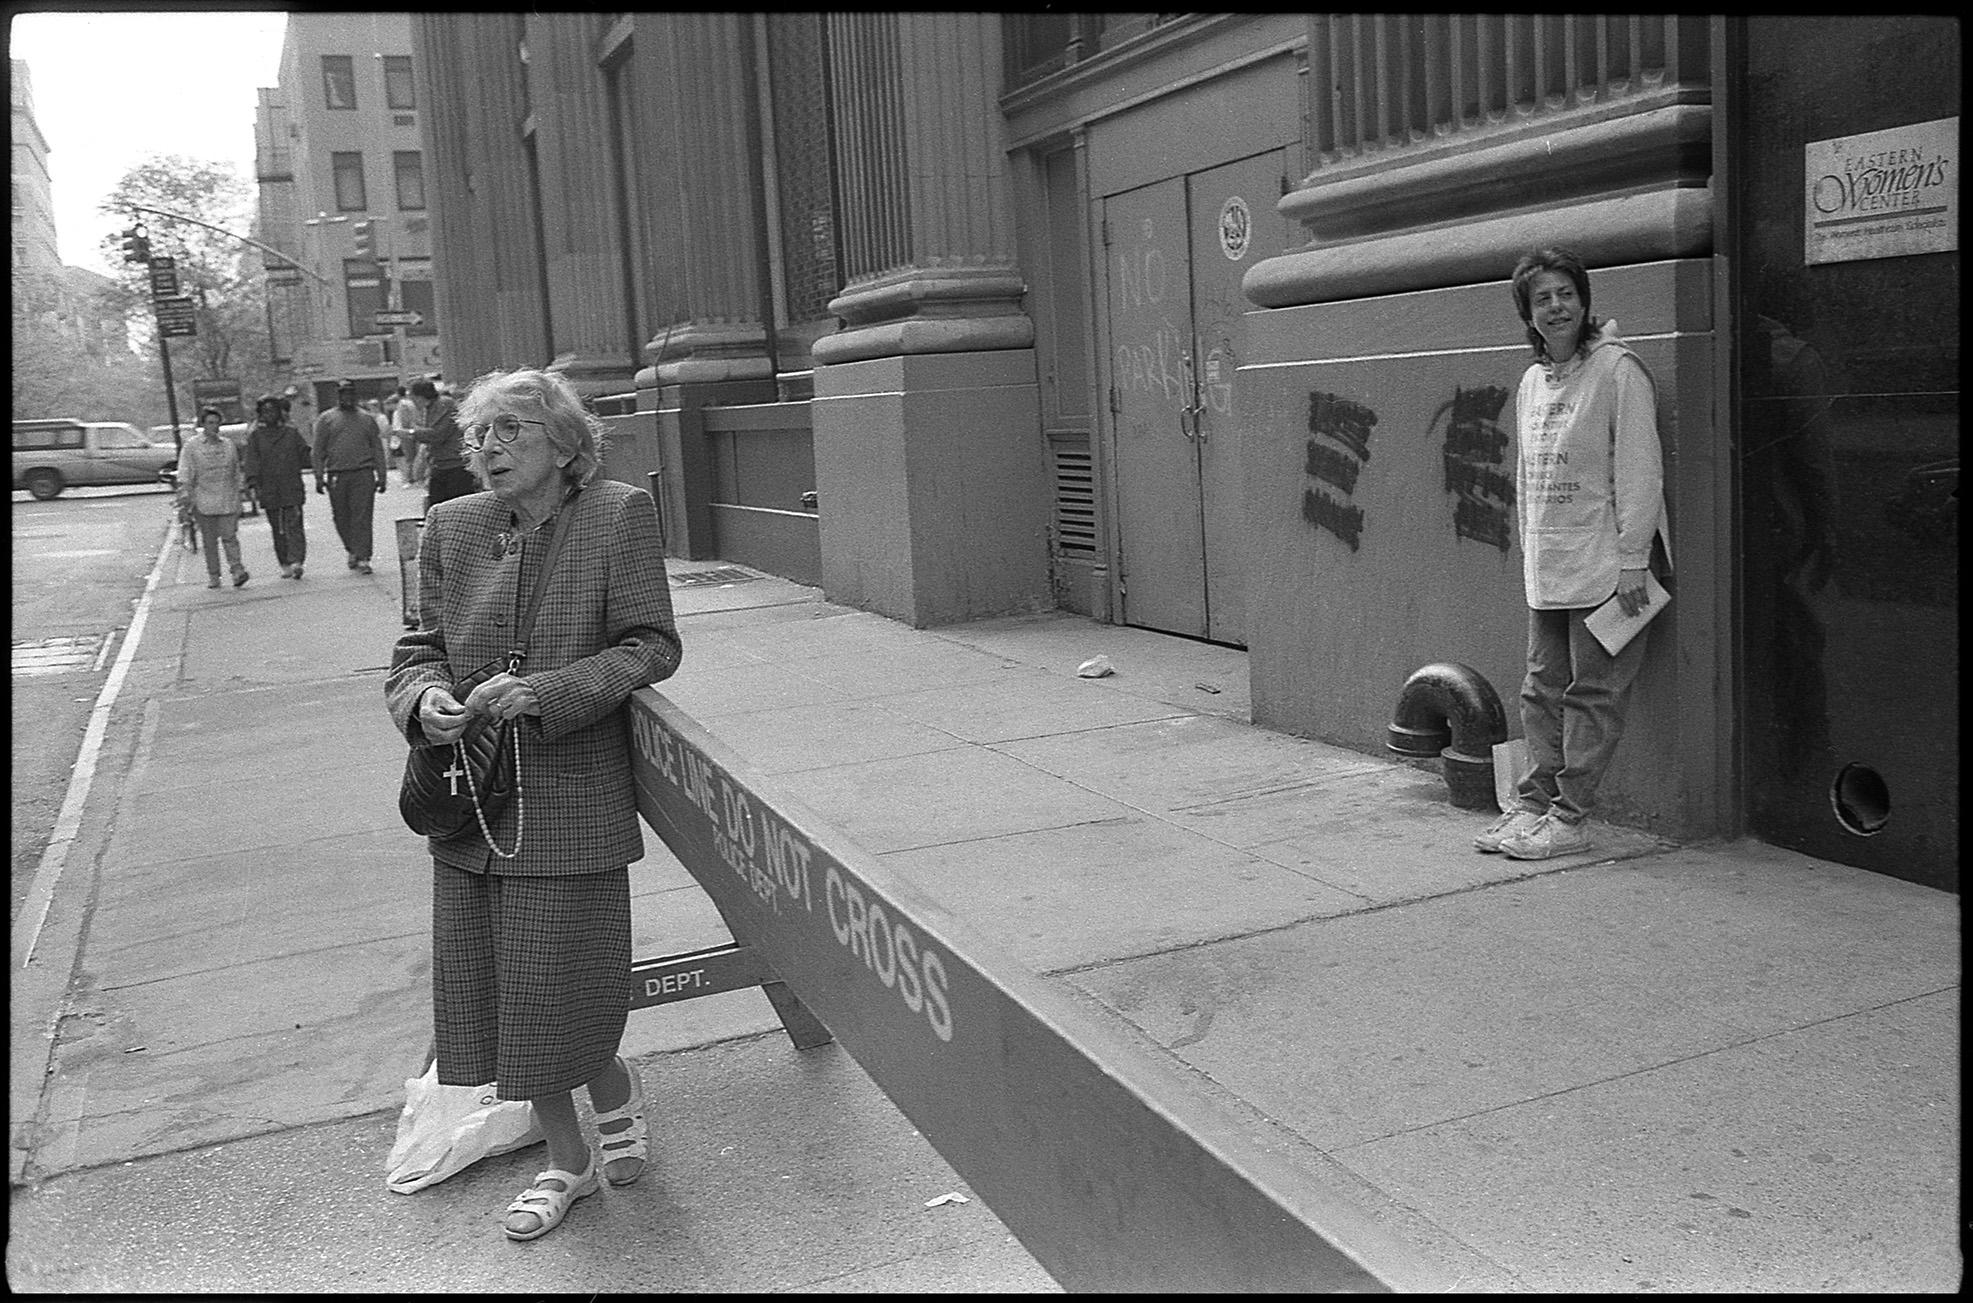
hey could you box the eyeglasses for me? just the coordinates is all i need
[462,415,550,451]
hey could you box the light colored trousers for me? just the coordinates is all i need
[194,512,244,579]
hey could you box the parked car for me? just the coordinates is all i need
[13,418,180,500]
[151,422,259,515]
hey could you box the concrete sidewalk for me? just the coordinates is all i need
[8,481,1961,1291]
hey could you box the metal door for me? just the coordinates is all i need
[1104,151,1287,644]
[1185,151,1290,644]
[1106,178,1202,637]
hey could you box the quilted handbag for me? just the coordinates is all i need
[399,660,519,842]
[397,491,578,852]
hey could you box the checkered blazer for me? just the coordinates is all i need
[385,478,682,874]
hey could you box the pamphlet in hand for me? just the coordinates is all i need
[1584,573,1670,656]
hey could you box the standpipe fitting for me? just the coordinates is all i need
[1387,662,1510,811]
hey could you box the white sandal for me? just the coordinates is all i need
[503,1156,599,1241]
[595,1057,647,1187]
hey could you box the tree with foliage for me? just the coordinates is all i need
[10,268,156,421]
[96,154,286,424]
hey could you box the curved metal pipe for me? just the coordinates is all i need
[1388,662,1511,810]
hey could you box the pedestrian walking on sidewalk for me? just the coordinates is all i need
[408,376,474,512]
[174,407,250,590]
[392,384,426,485]
[242,394,311,579]
[1475,246,1673,861]
[312,379,389,574]
[384,366,682,1242]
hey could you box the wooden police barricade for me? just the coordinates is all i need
[625,688,1430,1292]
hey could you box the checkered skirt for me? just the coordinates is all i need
[430,860,631,1100]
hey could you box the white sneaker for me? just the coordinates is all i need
[1500,814,1593,861]
[1474,808,1544,853]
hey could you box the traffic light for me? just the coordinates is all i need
[120,226,151,264]
[352,219,373,260]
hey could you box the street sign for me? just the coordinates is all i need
[372,309,423,328]
[148,256,179,300]
[153,295,197,338]
[192,379,244,424]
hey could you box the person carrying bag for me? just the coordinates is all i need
[384,367,682,1241]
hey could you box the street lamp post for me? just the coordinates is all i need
[300,210,348,364]
[376,216,408,389]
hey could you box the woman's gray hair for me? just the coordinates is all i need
[456,367,609,487]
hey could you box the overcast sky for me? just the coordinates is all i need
[10,8,290,273]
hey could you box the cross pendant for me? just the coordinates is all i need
[443,756,467,796]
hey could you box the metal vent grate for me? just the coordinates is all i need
[13,634,111,676]
[1051,441,1097,555]
[670,566,760,588]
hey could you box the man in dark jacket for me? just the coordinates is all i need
[312,378,389,574]
[243,394,313,579]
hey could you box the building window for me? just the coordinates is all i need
[383,55,415,109]
[393,152,426,210]
[332,152,367,211]
[398,272,438,336]
[321,55,356,109]
[1002,14,1179,90]
[344,259,384,338]
[766,13,843,327]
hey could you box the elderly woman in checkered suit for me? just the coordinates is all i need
[386,367,682,1240]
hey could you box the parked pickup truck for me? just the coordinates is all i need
[12,418,180,500]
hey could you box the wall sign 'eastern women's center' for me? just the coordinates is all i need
[1804,116,1958,265]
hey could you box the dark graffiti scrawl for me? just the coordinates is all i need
[1433,385,1515,551]
[1304,440,1360,495]
[1302,392,1377,551]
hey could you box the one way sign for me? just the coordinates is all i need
[373,309,423,328]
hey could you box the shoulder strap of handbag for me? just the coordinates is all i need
[503,486,581,674]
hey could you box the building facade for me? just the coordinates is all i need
[11,59,129,360]
[408,14,1959,891]
[252,12,446,414]
[10,59,60,280]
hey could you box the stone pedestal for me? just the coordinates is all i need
[634,370,777,561]
[813,349,1049,627]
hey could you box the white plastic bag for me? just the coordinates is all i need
[385,1063,544,1194]
[1492,737,1529,814]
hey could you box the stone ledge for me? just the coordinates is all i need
[1244,185,1713,309]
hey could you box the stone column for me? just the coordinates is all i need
[636,10,775,386]
[811,11,1049,626]
[529,11,638,397]
[617,13,779,558]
